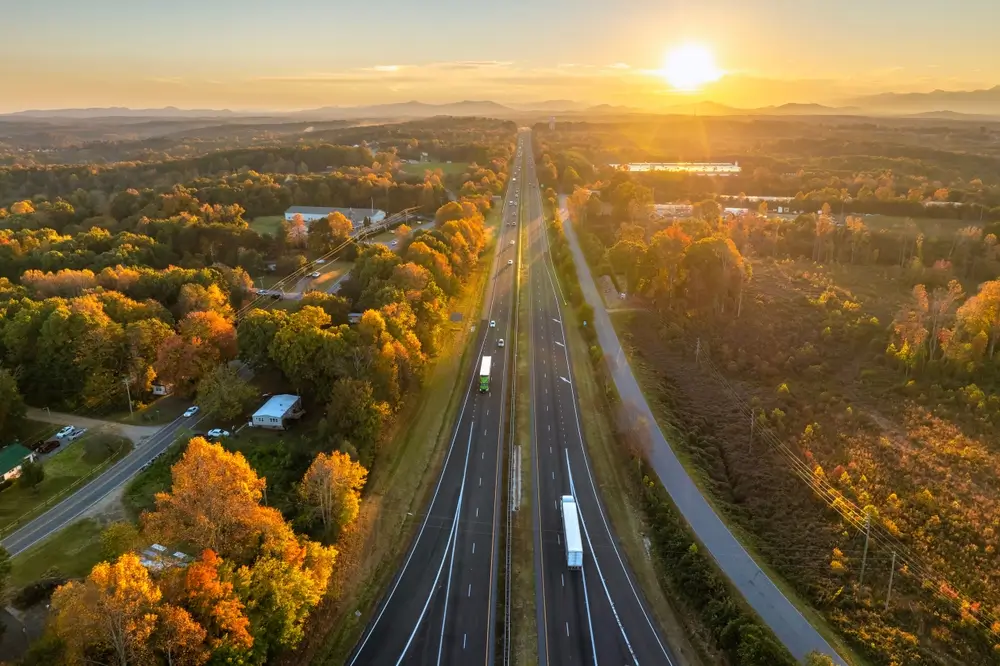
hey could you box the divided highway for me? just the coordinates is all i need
[523,138,677,666]
[349,133,527,665]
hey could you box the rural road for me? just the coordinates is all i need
[26,408,163,445]
[559,196,845,664]
[2,411,205,557]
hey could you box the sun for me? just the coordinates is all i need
[662,43,723,91]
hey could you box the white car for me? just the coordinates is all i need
[309,271,321,278]
[508,259,513,265]
[55,425,76,439]
[66,427,87,441]
[390,240,398,247]
[510,240,515,245]
[183,406,200,418]
[489,320,496,328]
[207,429,230,439]
[497,339,505,348]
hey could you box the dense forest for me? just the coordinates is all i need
[538,120,1000,665]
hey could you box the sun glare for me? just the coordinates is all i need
[662,43,723,91]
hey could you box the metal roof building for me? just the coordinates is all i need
[284,206,387,228]
[250,394,304,430]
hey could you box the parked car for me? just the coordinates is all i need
[55,425,76,439]
[183,406,200,418]
[37,439,60,453]
[66,427,87,441]
[207,429,230,439]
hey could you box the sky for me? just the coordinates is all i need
[3,0,999,112]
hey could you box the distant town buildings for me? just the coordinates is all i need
[284,206,387,229]
[609,162,742,176]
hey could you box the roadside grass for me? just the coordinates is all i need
[9,518,104,588]
[549,259,710,665]
[399,161,469,177]
[609,309,869,666]
[294,207,503,665]
[249,215,284,236]
[123,437,189,520]
[511,207,538,666]
[8,419,61,446]
[0,434,132,532]
[108,395,188,426]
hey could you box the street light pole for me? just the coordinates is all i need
[123,378,133,417]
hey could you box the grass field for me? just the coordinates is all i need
[249,215,284,236]
[9,518,104,588]
[291,209,504,665]
[862,213,979,239]
[8,419,62,446]
[399,161,469,177]
[0,434,132,533]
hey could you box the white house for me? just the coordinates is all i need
[284,206,387,229]
[250,394,305,430]
[0,445,36,482]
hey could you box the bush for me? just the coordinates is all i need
[13,569,67,609]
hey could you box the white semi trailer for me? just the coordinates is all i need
[561,495,583,569]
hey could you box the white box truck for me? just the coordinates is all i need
[561,495,583,569]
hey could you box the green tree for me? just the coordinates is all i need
[100,521,142,561]
[0,368,26,438]
[308,212,354,255]
[17,459,44,490]
[238,309,288,370]
[196,364,258,422]
[320,378,390,465]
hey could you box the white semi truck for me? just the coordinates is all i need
[561,495,583,569]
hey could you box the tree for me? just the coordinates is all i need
[320,378,391,465]
[693,199,721,222]
[393,223,412,245]
[805,653,837,666]
[435,201,465,225]
[176,283,232,318]
[238,308,288,369]
[956,279,1000,359]
[101,521,142,561]
[153,605,209,666]
[181,549,253,654]
[17,459,44,490]
[51,554,162,666]
[308,212,354,255]
[561,166,582,192]
[681,236,748,315]
[143,438,295,561]
[196,364,258,422]
[0,369,26,440]
[300,451,369,534]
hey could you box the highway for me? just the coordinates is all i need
[1,410,205,557]
[522,137,677,666]
[559,199,845,663]
[349,133,526,665]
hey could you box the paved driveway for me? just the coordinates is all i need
[26,408,163,445]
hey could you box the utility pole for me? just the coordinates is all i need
[695,338,701,366]
[123,378,133,417]
[859,512,871,587]
[884,551,896,611]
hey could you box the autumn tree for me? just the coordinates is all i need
[300,451,369,535]
[955,280,1000,360]
[153,604,209,666]
[237,308,288,369]
[176,283,232,318]
[0,368,26,438]
[681,236,748,315]
[51,554,162,665]
[308,211,354,255]
[181,549,253,655]
[196,364,258,422]
[100,521,142,561]
[143,438,295,561]
[394,223,412,245]
[647,226,691,305]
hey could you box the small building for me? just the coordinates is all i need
[347,312,364,325]
[250,394,305,430]
[284,206,387,229]
[0,445,36,482]
[651,203,694,219]
[151,382,173,397]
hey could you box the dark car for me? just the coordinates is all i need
[35,438,60,454]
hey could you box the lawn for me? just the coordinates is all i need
[300,259,352,292]
[9,519,104,588]
[108,395,189,426]
[0,433,132,534]
[249,215,284,236]
[6,419,62,447]
[399,161,469,177]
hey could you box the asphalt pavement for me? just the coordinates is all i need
[559,197,846,664]
[524,141,677,666]
[1,410,206,557]
[348,135,526,665]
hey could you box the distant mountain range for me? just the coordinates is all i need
[6,87,1000,122]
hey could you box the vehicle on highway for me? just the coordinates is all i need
[315,259,326,264]
[510,240,515,245]
[507,259,513,265]
[489,320,496,328]
[497,338,504,348]
[479,355,492,393]
[308,271,321,278]
[207,428,230,439]
[183,406,200,418]
[561,495,584,569]
[55,425,76,439]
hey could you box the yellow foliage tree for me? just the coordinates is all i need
[300,451,369,533]
[153,604,210,666]
[51,553,162,665]
[143,437,295,561]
